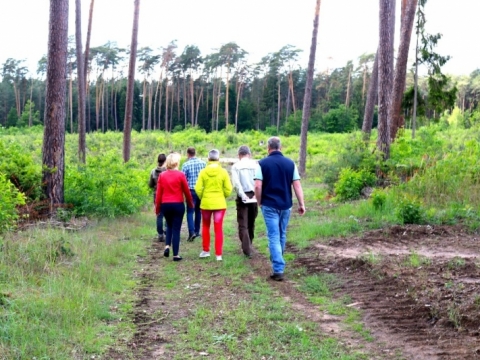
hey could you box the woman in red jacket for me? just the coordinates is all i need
[155,153,194,261]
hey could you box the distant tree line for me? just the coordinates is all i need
[1,40,474,135]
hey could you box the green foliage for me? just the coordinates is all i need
[18,100,41,127]
[317,105,359,133]
[65,152,149,217]
[6,107,19,128]
[334,168,376,202]
[0,139,42,200]
[0,174,26,232]
[395,194,424,224]
[282,110,303,135]
[315,134,377,191]
[371,188,387,211]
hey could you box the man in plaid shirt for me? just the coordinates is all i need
[182,147,206,241]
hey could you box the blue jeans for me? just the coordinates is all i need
[261,205,291,274]
[162,202,185,257]
[186,189,201,235]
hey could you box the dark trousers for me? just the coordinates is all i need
[186,189,201,235]
[235,193,258,256]
[154,192,166,235]
[162,202,185,257]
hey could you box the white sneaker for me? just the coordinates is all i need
[216,255,222,261]
[199,251,210,258]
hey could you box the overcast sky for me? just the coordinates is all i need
[0,0,477,77]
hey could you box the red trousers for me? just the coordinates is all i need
[201,209,226,256]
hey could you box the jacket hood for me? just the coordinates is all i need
[204,161,222,177]
[154,166,165,174]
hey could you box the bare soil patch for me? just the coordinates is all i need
[291,224,480,360]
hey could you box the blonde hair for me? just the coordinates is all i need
[166,152,181,170]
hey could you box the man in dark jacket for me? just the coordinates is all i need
[254,137,305,281]
[149,153,167,241]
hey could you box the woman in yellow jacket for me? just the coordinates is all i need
[195,149,232,261]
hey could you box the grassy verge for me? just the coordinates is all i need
[0,214,151,359]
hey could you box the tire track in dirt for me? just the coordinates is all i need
[105,239,170,359]
[290,224,480,360]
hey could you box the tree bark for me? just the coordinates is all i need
[377,0,396,161]
[123,0,140,162]
[84,0,94,88]
[362,50,379,140]
[75,0,87,163]
[390,0,418,139]
[299,0,321,177]
[412,29,419,139]
[42,0,69,207]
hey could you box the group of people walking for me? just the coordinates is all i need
[148,137,305,281]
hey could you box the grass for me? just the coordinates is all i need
[0,215,149,359]
[405,250,431,268]
[0,178,409,359]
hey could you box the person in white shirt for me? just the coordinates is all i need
[231,145,258,258]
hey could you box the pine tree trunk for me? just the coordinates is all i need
[345,68,351,107]
[276,77,281,132]
[84,0,94,88]
[412,30,419,139]
[42,0,69,207]
[362,50,379,140]
[390,0,418,139]
[142,79,146,130]
[75,0,86,163]
[377,0,396,160]
[29,79,33,127]
[123,0,140,162]
[299,0,321,177]
[165,78,169,131]
[69,65,73,133]
[225,64,230,128]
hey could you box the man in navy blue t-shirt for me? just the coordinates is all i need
[254,137,306,281]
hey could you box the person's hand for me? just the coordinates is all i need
[298,204,306,215]
[241,195,249,202]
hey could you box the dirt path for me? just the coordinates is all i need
[106,224,480,359]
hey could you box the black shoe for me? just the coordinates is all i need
[187,233,195,242]
[163,247,170,257]
[269,273,284,281]
[158,234,165,242]
[173,256,182,262]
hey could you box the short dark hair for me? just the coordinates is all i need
[157,153,166,166]
[267,137,281,151]
[237,145,251,156]
[187,147,196,156]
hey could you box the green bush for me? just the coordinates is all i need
[0,140,42,200]
[395,194,424,224]
[0,174,26,232]
[65,152,150,217]
[334,168,376,202]
[371,188,387,211]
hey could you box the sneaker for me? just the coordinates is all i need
[269,273,284,281]
[216,255,222,261]
[199,251,210,258]
[173,256,182,262]
[187,233,195,242]
[158,234,165,242]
